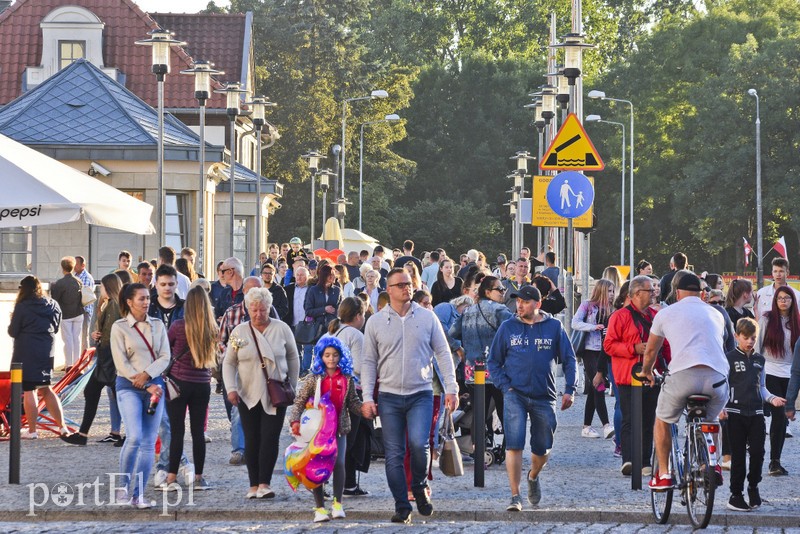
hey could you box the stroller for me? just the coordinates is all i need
[452,388,506,466]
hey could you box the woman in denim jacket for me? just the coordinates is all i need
[449,276,513,434]
[571,279,615,440]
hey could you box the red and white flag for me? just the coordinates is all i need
[775,236,788,258]
[743,237,752,267]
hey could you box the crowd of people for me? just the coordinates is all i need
[7,240,800,521]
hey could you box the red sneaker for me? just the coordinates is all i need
[649,474,674,491]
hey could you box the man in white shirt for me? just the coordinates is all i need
[755,258,800,317]
[420,250,441,289]
[285,267,312,372]
[643,272,730,490]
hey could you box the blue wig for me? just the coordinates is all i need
[310,335,354,377]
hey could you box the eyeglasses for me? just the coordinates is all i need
[220,268,233,275]
[701,287,711,293]
[637,289,656,293]
[389,282,413,289]
[491,287,506,293]
[777,296,793,302]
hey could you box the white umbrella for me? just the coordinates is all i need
[0,134,155,234]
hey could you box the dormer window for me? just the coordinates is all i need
[59,41,86,70]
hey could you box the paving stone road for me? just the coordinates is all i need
[2,373,800,530]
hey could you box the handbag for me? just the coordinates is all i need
[294,316,325,345]
[569,329,587,358]
[80,284,97,306]
[250,322,296,408]
[438,408,464,477]
[161,346,190,402]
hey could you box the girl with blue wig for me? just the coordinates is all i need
[289,334,362,522]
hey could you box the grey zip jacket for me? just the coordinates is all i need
[361,301,458,403]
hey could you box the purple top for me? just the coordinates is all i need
[167,319,213,383]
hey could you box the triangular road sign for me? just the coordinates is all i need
[539,113,605,171]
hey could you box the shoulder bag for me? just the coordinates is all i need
[132,322,179,398]
[250,322,296,408]
[80,284,97,306]
[438,408,464,477]
[294,315,325,345]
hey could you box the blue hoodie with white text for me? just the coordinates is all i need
[488,313,577,402]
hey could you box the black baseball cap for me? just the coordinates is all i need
[510,285,541,301]
[676,273,702,292]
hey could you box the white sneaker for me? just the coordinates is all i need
[131,496,154,509]
[642,466,652,477]
[581,426,600,438]
[113,488,130,505]
[21,431,38,439]
[603,423,615,439]
[331,499,346,519]
[153,470,168,488]
[313,507,330,523]
[178,462,195,486]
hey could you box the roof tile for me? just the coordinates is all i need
[0,0,246,109]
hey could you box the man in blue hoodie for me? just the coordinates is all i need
[488,285,577,512]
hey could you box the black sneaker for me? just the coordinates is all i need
[98,433,122,443]
[727,493,751,512]
[769,460,788,476]
[343,486,369,496]
[390,509,411,524]
[748,486,762,509]
[412,488,433,516]
[114,436,126,448]
[60,433,87,446]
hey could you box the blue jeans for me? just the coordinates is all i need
[107,386,121,434]
[155,408,190,472]
[608,370,622,448]
[503,390,557,456]
[378,390,433,513]
[221,380,244,454]
[298,343,313,374]
[116,376,164,498]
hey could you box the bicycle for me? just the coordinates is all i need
[635,368,719,529]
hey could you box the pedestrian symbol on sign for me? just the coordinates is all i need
[546,171,594,219]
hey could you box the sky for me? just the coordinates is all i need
[133,0,231,13]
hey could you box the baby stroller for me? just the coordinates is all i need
[452,389,506,466]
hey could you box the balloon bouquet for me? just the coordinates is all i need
[284,378,339,490]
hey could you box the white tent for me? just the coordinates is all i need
[0,134,154,234]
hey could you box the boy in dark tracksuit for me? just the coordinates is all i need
[723,317,785,512]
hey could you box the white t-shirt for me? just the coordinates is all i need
[650,296,729,376]
[176,272,191,300]
[755,284,800,318]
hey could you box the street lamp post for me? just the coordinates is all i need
[589,90,634,282]
[302,151,326,247]
[586,114,625,265]
[341,90,389,228]
[748,89,763,289]
[215,82,248,257]
[510,152,535,254]
[318,170,331,240]
[359,114,400,232]
[246,95,277,265]
[136,28,186,247]
[181,60,224,271]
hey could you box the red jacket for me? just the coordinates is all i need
[603,305,670,386]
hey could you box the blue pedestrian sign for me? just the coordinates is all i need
[545,171,594,219]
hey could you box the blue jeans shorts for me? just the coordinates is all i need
[503,389,557,456]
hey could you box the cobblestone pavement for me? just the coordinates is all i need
[2,374,800,529]
[2,520,800,533]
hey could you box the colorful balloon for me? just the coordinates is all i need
[284,391,339,491]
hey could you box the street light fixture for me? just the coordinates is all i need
[302,150,326,246]
[540,85,557,126]
[586,114,626,265]
[340,90,389,228]
[748,88,763,288]
[215,81,249,257]
[589,89,634,281]
[181,60,224,269]
[136,27,186,246]
[246,95,277,263]
[552,33,593,86]
[509,151,535,254]
[359,113,400,232]
[316,169,336,242]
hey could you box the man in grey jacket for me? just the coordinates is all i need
[361,268,459,524]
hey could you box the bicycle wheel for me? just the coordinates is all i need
[685,428,715,529]
[650,450,673,524]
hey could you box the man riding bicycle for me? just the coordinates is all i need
[642,272,730,490]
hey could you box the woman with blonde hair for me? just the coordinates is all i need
[334,264,355,298]
[404,261,425,291]
[159,285,219,491]
[572,279,616,440]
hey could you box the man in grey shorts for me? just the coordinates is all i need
[643,272,730,490]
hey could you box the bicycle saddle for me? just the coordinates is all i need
[687,394,711,418]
